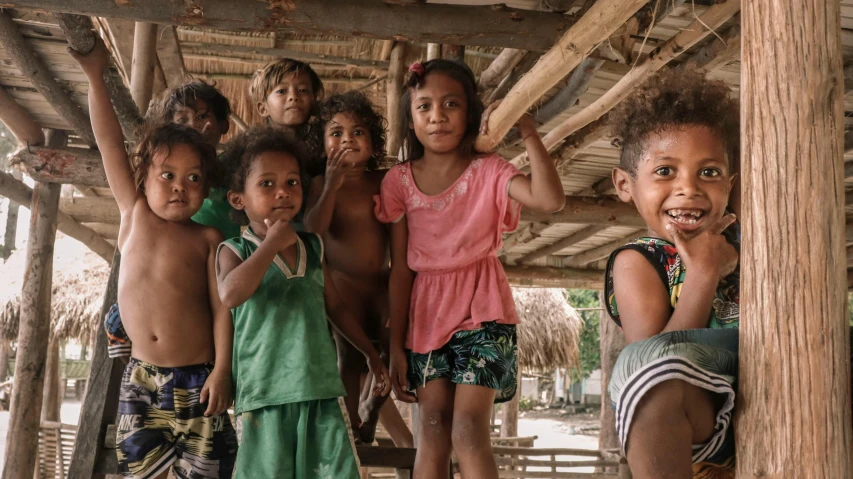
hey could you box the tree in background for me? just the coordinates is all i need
[564,289,601,380]
[0,122,20,260]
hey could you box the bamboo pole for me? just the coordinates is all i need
[386,42,407,158]
[561,230,643,268]
[502,264,603,289]
[522,0,741,158]
[0,85,44,147]
[130,22,157,115]
[426,43,441,61]
[474,0,649,151]
[1,130,64,479]
[736,0,852,475]
[515,224,608,264]
[0,12,95,147]
[478,49,525,90]
[520,196,644,227]
[41,338,61,422]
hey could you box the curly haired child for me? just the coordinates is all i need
[605,69,740,479]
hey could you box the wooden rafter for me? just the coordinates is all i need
[156,25,188,88]
[503,264,604,289]
[130,22,158,114]
[561,230,643,268]
[526,0,741,157]
[6,0,577,51]
[514,224,609,264]
[478,49,525,90]
[500,222,551,255]
[475,0,649,151]
[0,11,95,146]
[179,42,391,69]
[11,145,108,188]
[521,195,643,227]
[0,170,114,261]
[0,84,44,146]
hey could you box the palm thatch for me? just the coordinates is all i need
[0,234,109,344]
[513,287,582,374]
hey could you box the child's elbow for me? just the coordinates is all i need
[548,194,567,213]
[218,286,242,310]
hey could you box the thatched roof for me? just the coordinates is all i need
[0,234,109,344]
[513,287,582,374]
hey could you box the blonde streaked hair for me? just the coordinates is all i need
[249,58,325,109]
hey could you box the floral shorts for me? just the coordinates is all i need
[406,322,518,403]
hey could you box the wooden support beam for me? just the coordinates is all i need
[56,14,142,140]
[553,116,610,169]
[426,43,441,61]
[502,264,604,289]
[131,22,158,115]
[156,25,188,88]
[578,176,616,196]
[379,40,394,62]
[515,224,609,264]
[500,222,551,254]
[598,290,625,454]
[736,0,852,475]
[180,42,390,69]
[356,74,389,91]
[193,73,375,84]
[475,0,648,151]
[386,42,407,158]
[561,230,643,268]
[485,51,541,103]
[0,12,95,146]
[530,0,742,156]
[11,145,109,188]
[521,196,644,227]
[0,170,114,261]
[0,84,44,146]
[59,197,119,224]
[1,130,64,479]
[6,0,577,51]
[478,49,525,90]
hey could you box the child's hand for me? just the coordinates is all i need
[200,368,232,417]
[263,218,298,251]
[325,148,352,191]
[389,347,416,403]
[666,213,738,282]
[366,353,392,397]
[67,36,110,79]
[516,112,537,138]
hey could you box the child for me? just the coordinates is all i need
[374,59,565,477]
[605,70,740,479]
[250,58,326,176]
[70,40,237,478]
[215,127,392,478]
[105,81,239,360]
[304,91,413,446]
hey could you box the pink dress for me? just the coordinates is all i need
[374,154,523,353]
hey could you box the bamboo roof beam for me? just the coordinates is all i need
[58,197,119,224]
[478,49,525,90]
[156,25,188,88]
[514,224,609,264]
[179,42,391,69]
[11,145,108,188]
[0,169,113,262]
[485,51,542,104]
[5,0,577,51]
[0,85,44,146]
[503,264,604,289]
[500,222,551,256]
[475,0,649,151]
[521,195,644,227]
[561,230,644,268]
[0,11,95,147]
[514,0,741,159]
[55,14,142,139]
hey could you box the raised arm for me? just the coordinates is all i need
[507,115,566,213]
[304,148,350,234]
[68,38,138,212]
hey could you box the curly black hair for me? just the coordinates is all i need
[399,59,484,161]
[610,69,739,176]
[220,126,310,225]
[307,91,387,172]
[148,80,231,124]
[130,122,220,193]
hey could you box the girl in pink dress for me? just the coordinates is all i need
[374,59,565,478]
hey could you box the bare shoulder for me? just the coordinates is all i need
[199,224,225,251]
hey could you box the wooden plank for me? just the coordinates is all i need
[11,145,109,188]
[67,253,123,478]
[502,264,603,289]
[561,231,643,268]
[6,0,577,51]
[478,48,525,89]
[1,130,65,479]
[0,12,95,146]
[356,445,416,469]
[521,196,644,227]
[0,170,114,261]
[474,0,648,151]
[59,197,120,224]
[0,83,44,146]
[156,25,188,88]
[515,224,609,264]
[736,0,853,475]
[530,0,742,156]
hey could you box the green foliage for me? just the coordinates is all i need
[564,289,601,380]
[0,123,16,171]
[518,396,536,412]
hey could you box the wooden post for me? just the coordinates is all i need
[1,170,23,260]
[598,291,624,453]
[426,43,441,61]
[41,338,61,422]
[736,0,853,477]
[386,42,407,159]
[0,341,10,383]
[501,388,519,438]
[130,22,157,115]
[1,130,65,479]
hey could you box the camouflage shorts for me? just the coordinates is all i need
[406,322,518,403]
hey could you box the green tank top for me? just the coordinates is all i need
[193,187,242,239]
[219,229,345,414]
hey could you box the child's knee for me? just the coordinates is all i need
[418,406,453,440]
[450,412,490,452]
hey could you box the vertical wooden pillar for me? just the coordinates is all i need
[736,1,853,477]
[130,22,157,115]
[1,170,22,260]
[41,338,61,422]
[426,43,441,61]
[1,130,65,479]
[598,291,624,452]
[386,42,407,159]
[501,390,519,438]
[0,341,9,383]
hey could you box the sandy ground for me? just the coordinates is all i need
[0,401,603,475]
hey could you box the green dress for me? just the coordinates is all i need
[192,187,241,239]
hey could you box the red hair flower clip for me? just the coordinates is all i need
[408,62,425,77]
